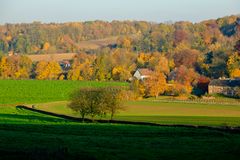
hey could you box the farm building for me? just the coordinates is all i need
[133,68,153,81]
[208,78,240,97]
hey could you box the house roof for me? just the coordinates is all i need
[209,79,240,87]
[138,68,153,76]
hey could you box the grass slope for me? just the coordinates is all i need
[35,100,240,127]
[0,80,127,105]
[1,106,240,160]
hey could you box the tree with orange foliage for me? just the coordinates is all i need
[35,61,48,80]
[137,52,150,68]
[35,61,62,80]
[154,55,170,75]
[169,65,199,94]
[43,42,50,51]
[145,71,167,98]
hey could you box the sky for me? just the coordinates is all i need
[0,0,239,24]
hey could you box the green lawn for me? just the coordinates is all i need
[0,80,127,105]
[1,106,240,160]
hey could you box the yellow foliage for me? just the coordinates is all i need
[168,59,175,70]
[230,69,240,78]
[6,35,12,41]
[0,56,10,78]
[36,61,62,80]
[145,71,167,98]
[68,59,93,81]
[58,74,65,80]
[208,42,221,51]
[43,42,50,51]
[112,66,132,81]
[14,68,29,79]
[123,38,131,49]
[155,55,170,75]
[227,52,240,78]
[137,53,150,66]
[112,66,124,77]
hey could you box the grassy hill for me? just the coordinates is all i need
[1,106,240,160]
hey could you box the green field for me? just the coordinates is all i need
[1,80,240,159]
[1,106,240,159]
[0,79,239,127]
[34,100,240,127]
[0,80,127,105]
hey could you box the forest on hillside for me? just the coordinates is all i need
[0,15,240,97]
[0,15,239,54]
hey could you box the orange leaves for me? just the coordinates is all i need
[230,69,240,78]
[169,65,199,90]
[145,71,167,98]
[43,42,50,51]
[154,55,170,75]
[137,52,150,67]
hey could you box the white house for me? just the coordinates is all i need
[133,68,153,80]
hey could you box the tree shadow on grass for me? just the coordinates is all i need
[0,113,67,123]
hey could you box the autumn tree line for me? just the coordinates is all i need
[0,15,240,97]
[0,16,239,54]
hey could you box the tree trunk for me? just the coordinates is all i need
[110,113,113,121]
[81,114,85,122]
[91,114,94,122]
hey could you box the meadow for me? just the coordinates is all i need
[1,80,240,159]
[35,100,240,127]
[0,80,127,105]
[1,79,240,127]
[1,106,240,160]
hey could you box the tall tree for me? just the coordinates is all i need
[145,71,167,98]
